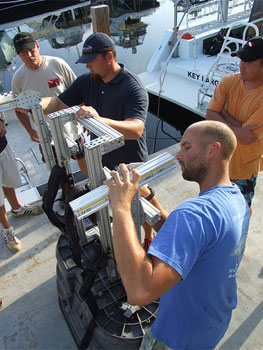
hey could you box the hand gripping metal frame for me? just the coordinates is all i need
[69,151,176,282]
[70,152,176,219]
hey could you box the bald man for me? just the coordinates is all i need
[105,120,250,350]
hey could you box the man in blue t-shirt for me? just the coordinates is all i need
[104,120,250,350]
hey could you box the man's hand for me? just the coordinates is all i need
[237,125,259,145]
[104,163,141,212]
[29,129,40,143]
[207,109,260,144]
[76,106,101,120]
[0,121,7,137]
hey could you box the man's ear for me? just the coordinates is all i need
[106,51,113,63]
[207,142,221,159]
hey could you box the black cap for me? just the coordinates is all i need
[231,36,263,62]
[76,32,115,64]
[13,32,36,54]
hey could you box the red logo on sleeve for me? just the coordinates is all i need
[48,78,60,88]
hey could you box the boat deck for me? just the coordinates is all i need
[140,67,206,117]
[0,112,262,349]
[139,51,240,121]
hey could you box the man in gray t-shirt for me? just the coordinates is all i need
[12,32,86,175]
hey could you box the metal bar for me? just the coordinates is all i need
[0,90,42,112]
[0,92,19,111]
[48,112,72,174]
[70,152,177,220]
[131,191,142,242]
[47,106,125,156]
[31,105,57,172]
[84,143,118,282]
[140,197,161,226]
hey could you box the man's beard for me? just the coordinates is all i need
[90,73,102,81]
[182,157,208,184]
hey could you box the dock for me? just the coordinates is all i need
[0,114,262,349]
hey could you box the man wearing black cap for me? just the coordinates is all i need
[206,36,263,212]
[40,32,149,169]
[38,32,161,250]
[12,32,88,176]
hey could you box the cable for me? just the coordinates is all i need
[151,1,191,153]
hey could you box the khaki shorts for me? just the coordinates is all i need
[140,328,172,350]
[0,144,22,206]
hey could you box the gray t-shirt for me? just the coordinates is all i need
[12,55,81,140]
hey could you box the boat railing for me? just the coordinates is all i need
[197,17,263,112]
[184,0,253,35]
[148,0,255,105]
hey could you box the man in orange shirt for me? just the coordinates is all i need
[206,36,263,211]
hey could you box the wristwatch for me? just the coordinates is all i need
[145,185,155,201]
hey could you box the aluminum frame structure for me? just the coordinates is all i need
[47,106,177,282]
[0,90,177,283]
[47,106,127,281]
[0,90,176,346]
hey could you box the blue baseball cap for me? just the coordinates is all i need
[76,32,115,64]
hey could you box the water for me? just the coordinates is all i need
[0,0,182,154]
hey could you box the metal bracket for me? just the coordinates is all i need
[121,302,142,318]
[47,106,125,175]
[0,90,41,112]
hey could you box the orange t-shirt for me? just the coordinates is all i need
[207,73,263,179]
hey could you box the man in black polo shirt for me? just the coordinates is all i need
[40,32,148,169]
[36,32,163,250]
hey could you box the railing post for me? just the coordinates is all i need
[220,0,229,23]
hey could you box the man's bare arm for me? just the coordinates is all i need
[104,118,145,139]
[104,164,181,306]
[15,96,69,117]
[139,185,169,232]
[0,120,7,137]
[40,96,69,115]
[206,109,259,145]
[15,111,40,142]
[76,106,145,140]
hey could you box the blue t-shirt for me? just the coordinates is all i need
[148,185,250,349]
[59,65,149,169]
